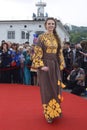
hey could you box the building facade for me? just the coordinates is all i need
[0,0,70,45]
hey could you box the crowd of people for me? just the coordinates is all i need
[63,41,87,96]
[0,39,87,94]
[0,41,37,85]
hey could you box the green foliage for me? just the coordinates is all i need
[66,25,87,44]
[70,32,87,43]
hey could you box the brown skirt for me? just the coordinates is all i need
[38,54,62,119]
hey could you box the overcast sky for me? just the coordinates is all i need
[0,0,87,27]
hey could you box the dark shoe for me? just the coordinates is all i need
[46,118,53,124]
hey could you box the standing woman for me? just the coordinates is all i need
[0,42,12,83]
[23,47,31,85]
[32,17,65,123]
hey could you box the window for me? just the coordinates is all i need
[7,31,15,39]
[26,32,29,39]
[35,31,44,36]
[24,25,27,28]
[21,31,25,39]
[21,31,29,40]
[39,25,41,28]
[10,25,13,28]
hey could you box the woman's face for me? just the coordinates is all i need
[3,43,7,50]
[45,19,55,32]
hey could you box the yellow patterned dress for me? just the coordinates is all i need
[32,33,65,120]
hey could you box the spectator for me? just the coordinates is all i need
[67,63,85,96]
[0,42,12,83]
[63,42,73,84]
[23,46,32,85]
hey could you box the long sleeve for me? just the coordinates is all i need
[59,49,65,70]
[31,36,44,69]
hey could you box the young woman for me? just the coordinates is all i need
[0,42,12,83]
[32,17,65,123]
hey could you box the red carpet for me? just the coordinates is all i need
[0,84,87,130]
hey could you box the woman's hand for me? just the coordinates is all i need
[41,66,49,71]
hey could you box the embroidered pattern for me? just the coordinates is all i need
[32,46,44,68]
[58,80,66,88]
[59,49,65,70]
[40,33,58,54]
[32,33,65,69]
[43,99,62,119]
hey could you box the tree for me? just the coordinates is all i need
[70,32,82,43]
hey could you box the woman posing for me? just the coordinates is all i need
[32,17,65,123]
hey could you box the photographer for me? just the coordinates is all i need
[80,40,87,87]
[74,43,83,68]
[67,63,85,96]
